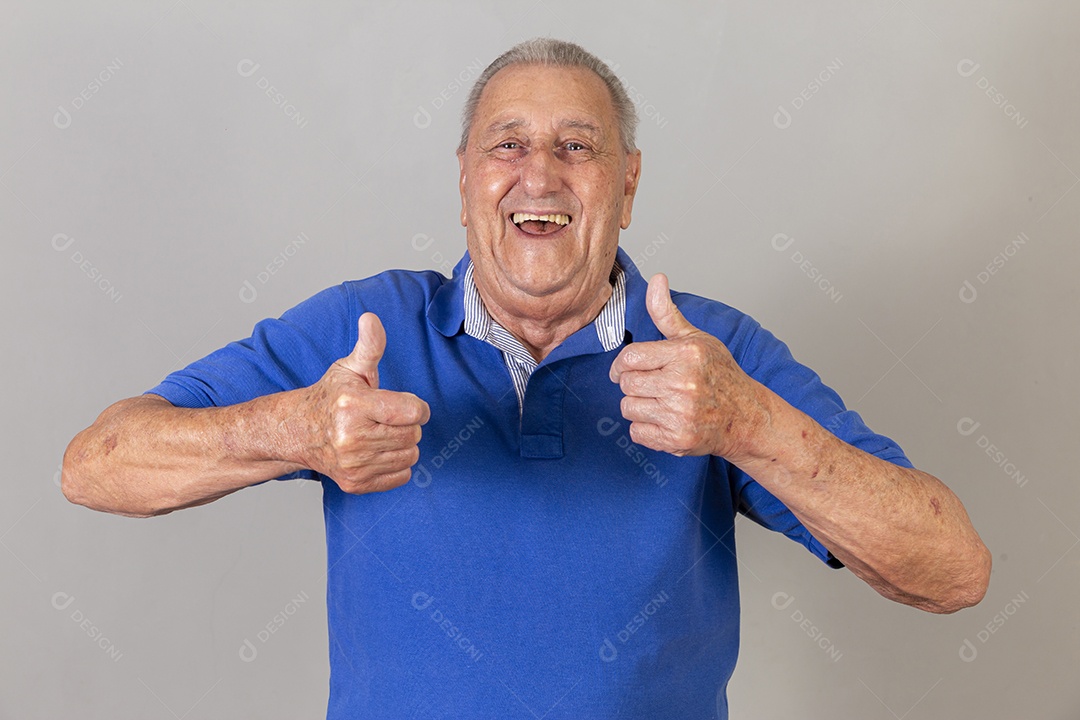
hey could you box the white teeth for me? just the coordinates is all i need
[512,212,570,226]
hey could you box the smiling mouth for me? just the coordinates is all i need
[511,212,572,236]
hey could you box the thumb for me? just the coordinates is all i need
[646,273,696,339]
[341,312,386,387]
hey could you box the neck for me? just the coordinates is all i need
[477,280,613,362]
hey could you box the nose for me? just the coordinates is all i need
[519,146,563,198]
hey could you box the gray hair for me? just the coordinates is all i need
[456,38,639,154]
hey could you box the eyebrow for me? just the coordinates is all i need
[481,118,605,138]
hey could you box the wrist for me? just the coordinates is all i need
[716,382,782,466]
[727,388,821,481]
[277,387,321,472]
[234,388,315,473]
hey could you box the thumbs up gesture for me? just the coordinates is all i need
[609,274,770,462]
[298,313,430,494]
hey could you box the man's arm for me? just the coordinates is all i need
[610,275,991,614]
[63,313,430,517]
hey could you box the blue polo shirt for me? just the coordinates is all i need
[146,247,912,719]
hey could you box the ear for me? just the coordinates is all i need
[619,149,642,230]
[457,150,468,228]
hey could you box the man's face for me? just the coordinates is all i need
[458,63,641,315]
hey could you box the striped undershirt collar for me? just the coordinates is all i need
[462,260,627,412]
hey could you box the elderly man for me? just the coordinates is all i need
[63,38,989,719]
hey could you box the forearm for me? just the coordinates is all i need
[738,389,991,613]
[62,392,310,518]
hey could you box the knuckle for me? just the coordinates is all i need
[339,474,371,494]
[370,469,410,493]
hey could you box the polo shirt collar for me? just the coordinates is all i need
[426,251,470,337]
[427,246,662,347]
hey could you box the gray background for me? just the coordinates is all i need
[3,0,1077,717]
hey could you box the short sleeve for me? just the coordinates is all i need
[144,284,355,482]
[728,321,914,567]
[145,283,354,408]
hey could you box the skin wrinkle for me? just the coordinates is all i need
[767,413,984,612]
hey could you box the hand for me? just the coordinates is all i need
[296,313,430,493]
[609,274,770,462]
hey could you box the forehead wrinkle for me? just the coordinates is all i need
[557,118,607,141]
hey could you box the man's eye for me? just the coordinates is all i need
[498,142,520,150]
[565,142,586,151]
